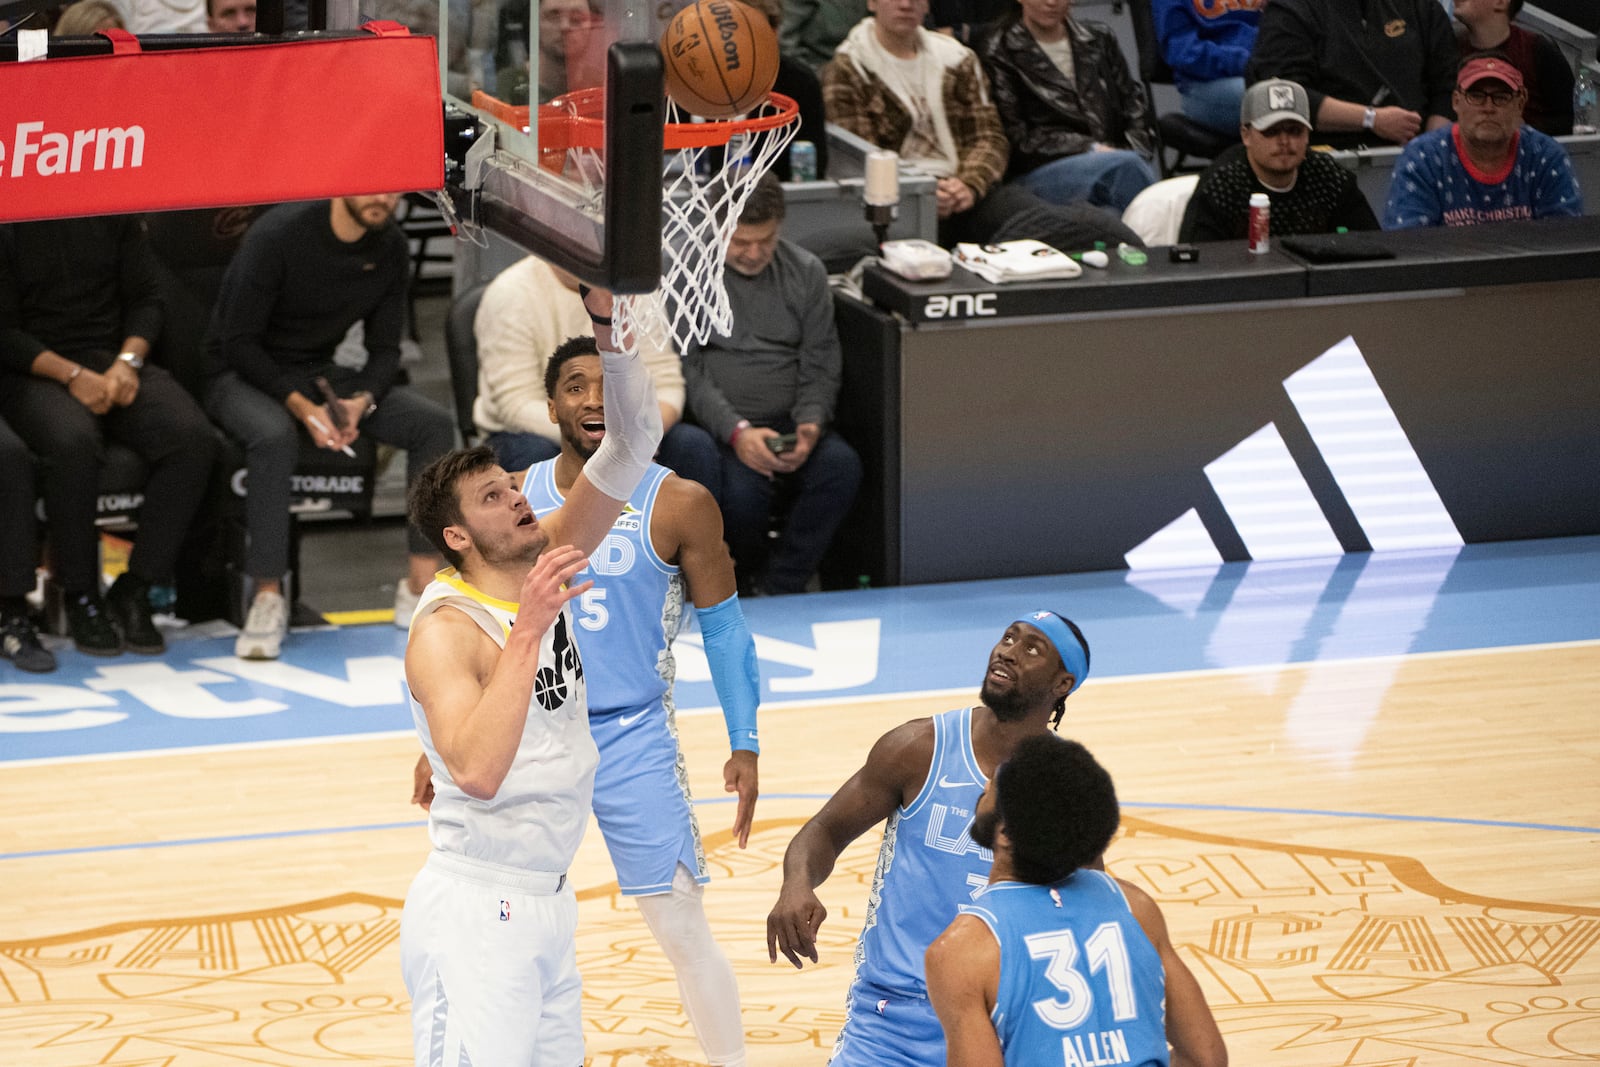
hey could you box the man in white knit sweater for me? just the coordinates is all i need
[472,256,721,500]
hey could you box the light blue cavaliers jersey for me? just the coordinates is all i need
[855,706,992,995]
[962,872,1169,1067]
[521,461,683,715]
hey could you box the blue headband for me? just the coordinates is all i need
[1015,611,1089,694]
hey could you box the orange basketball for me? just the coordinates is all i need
[659,0,780,119]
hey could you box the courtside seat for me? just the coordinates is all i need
[1126,0,1236,177]
[445,283,488,445]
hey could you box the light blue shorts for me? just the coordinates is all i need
[828,979,944,1067]
[590,698,708,895]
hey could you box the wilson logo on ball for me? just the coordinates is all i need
[659,0,779,118]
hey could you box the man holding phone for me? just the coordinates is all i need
[683,174,861,596]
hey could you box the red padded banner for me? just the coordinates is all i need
[0,32,444,222]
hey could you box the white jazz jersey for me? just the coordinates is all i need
[407,569,598,872]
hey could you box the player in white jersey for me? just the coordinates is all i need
[767,611,1095,1067]
[926,735,1227,1067]
[399,286,663,1067]
[413,338,761,1065]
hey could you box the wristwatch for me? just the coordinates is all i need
[1362,107,1377,132]
[117,351,145,370]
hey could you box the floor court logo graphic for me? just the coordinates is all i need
[1126,336,1463,570]
[2,817,1596,1065]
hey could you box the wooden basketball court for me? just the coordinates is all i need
[3,624,1597,1065]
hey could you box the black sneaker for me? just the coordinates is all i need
[107,572,165,655]
[66,592,124,657]
[0,613,56,673]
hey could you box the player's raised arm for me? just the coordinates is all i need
[666,474,762,847]
[1120,878,1229,1067]
[548,285,663,557]
[925,914,1004,1067]
[767,718,934,967]
[405,544,592,799]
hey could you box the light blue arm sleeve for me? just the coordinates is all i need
[697,593,760,754]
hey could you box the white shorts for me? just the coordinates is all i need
[401,850,582,1067]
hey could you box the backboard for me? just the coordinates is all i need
[360,0,692,290]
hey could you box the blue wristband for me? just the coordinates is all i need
[697,593,760,753]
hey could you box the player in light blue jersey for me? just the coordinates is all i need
[415,335,761,1066]
[926,735,1227,1067]
[767,611,1094,1067]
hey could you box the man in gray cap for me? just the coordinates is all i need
[1180,77,1380,243]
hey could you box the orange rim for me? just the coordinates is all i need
[470,89,799,153]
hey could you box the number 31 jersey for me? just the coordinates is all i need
[961,871,1169,1067]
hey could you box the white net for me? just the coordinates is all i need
[564,95,799,355]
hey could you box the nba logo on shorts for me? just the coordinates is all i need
[499,900,511,921]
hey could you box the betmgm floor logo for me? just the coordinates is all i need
[1126,337,1462,570]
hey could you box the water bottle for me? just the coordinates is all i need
[1575,66,1599,135]
[1248,192,1271,254]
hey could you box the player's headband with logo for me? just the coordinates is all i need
[1014,611,1090,694]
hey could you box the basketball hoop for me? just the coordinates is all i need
[534,88,801,354]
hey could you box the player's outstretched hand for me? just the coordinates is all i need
[767,885,827,969]
[724,750,758,849]
[515,545,593,637]
[411,752,435,810]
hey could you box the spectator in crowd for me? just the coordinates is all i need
[495,0,598,105]
[977,0,1157,213]
[205,0,255,32]
[116,0,206,32]
[825,0,1143,249]
[205,195,456,660]
[52,0,123,32]
[0,416,53,673]
[1384,56,1583,228]
[1181,78,1379,242]
[1152,0,1263,135]
[747,0,831,180]
[0,216,219,658]
[472,255,721,497]
[781,0,868,73]
[1247,0,1457,149]
[1454,0,1573,136]
[925,734,1229,1067]
[683,175,861,596]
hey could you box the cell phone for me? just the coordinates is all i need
[766,432,799,454]
[315,376,347,430]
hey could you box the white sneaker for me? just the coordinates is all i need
[394,580,422,630]
[236,590,287,659]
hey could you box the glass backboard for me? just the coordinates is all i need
[361,0,677,289]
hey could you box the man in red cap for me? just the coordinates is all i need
[1383,54,1583,229]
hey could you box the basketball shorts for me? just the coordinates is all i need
[590,698,708,895]
[401,850,581,1067]
[828,979,945,1067]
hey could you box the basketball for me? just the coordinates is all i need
[659,0,780,119]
